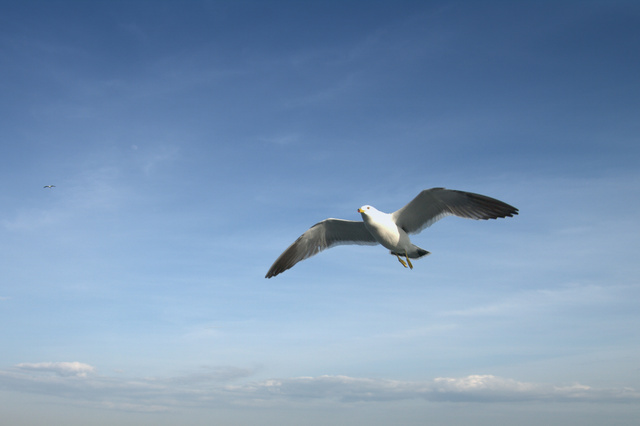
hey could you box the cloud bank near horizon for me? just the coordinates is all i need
[1,362,637,412]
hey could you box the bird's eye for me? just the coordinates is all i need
[367,207,370,210]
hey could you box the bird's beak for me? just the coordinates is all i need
[357,208,364,213]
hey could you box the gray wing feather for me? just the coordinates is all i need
[391,188,518,235]
[265,219,377,278]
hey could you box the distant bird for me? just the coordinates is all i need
[43,185,56,188]
[265,188,518,278]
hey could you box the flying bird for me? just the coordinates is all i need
[265,187,518,278]
[43,185,56,188]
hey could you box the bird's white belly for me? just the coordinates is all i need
[365,219,411,252]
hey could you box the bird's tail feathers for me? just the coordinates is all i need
[410,246,430,259]
[391,246,430,259]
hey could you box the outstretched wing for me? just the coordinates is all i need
[265,219,378,278]
[391,188,518,235]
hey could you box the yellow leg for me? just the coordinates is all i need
[405,251,413,269]
[396,254,408,268]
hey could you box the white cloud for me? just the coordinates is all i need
[433,374,534,392]
[245,374,640,404]
[15,362,96,377]
[1,363,638,412]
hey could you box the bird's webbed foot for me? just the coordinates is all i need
[396,254,408,268]
[405,251,413,269]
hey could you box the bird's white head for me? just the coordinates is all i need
[357,205,378,216]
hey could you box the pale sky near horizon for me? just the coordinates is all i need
[1,1,639,425]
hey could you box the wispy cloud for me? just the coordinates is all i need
[440,283,620,318]
[1,363,637,412]
[15,361,95,377]
[250,374,639,404]
[133,144,180,176]
[1,161,135,233]
[259,133,302,147]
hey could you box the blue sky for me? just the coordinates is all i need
[1,1,639,424]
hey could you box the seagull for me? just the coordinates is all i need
[43,185,56,188]
[265,187,518,278]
